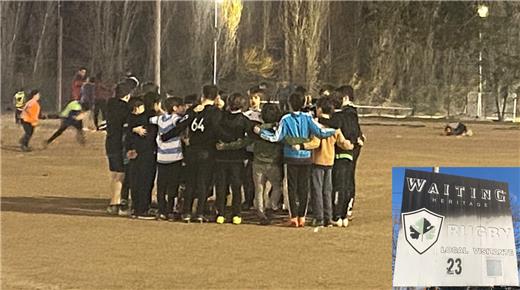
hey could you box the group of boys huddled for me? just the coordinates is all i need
[105,77,365,228]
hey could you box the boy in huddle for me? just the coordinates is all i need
[254,92,336,227]
[149,97,186,220]
[213,93,252,225]
[217,103,284,225]
[293,98,353,227]
[126,98,156,219]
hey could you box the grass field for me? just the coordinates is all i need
[1,115,519,289]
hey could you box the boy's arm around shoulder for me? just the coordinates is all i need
[335,129,354,150]
[308,116,335,139]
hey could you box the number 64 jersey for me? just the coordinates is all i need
[162,105,228,151]
[393,169,519,287]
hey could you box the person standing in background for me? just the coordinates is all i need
[71,67,87,101]
[80,77,96,131]
[93,73,112,130]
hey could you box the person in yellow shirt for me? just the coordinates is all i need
[13,89,26,124]
[20,90,41,152]
[292,97,353,227]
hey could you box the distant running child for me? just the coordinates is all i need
[45,99,88,147]
[19,90,41,152]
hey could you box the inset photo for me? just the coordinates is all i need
[392,167,520,288]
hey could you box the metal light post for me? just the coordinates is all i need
[213,0,222,85]
[477,4,489,118]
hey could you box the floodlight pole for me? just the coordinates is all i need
[477,30,483,118]
[57,0,63,111]
[155,0,161,92]
[213,0,218,85]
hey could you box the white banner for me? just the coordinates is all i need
[393,170,519,287]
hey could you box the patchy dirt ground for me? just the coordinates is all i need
[1,115,519,289]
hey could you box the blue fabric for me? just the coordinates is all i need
[260,111,335,160]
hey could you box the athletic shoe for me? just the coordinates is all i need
[181,214,191,223]
[333,219,343,227]
[298,217,306,228]
[20,145,32,152]
[324,220,334,227]
[232,216,242,225]
[106,205,119,215]
[347,198,354,220]
[288,217,299,227]
[195,215,208,223]
[259,218,271,225]
[167,213,176,222]
[342,218,349,228]
[311,219,324,227]
[118,207,130,217]
[157,214,168,221]
[216,216,225,224]
[137,214,156,220]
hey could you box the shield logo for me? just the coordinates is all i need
[401,208,444,255]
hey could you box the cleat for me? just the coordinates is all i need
[216,216,225,224]
[157,214,168,221]
[118,208,130,217]
[195,215,208,223]
[181,214,191,223]
[342,218,349,228]
[333,219,343,227]
[232,216,242,225]
[106,205,119,215]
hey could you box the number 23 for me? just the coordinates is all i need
[447,258,462,275]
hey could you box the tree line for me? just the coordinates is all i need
[2,1,519,118]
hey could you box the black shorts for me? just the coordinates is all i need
[107,153,124,172]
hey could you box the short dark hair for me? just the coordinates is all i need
[128,97,144,111]
[336,85,354,102]
[227,93,248,111]
[27,89,40,100]
[140,82,159,95]
[163,97,183,114]
[316,97,334,115]
[261,103,281,124]
[330,91,343,109]
[115,80,135,99]
[288,92,305,111]
[79,67,87,71]
[202,85,219,100]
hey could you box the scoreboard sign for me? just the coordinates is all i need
[393,169,519,287]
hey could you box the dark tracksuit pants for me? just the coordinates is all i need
[243,154,255,208]
[93,99,107,129]
[183,148,214,217]
[121,162,131,206]
[20,120,34,147]
[332,158,354,219]
[286,163,311,218]
[15,109,22,124]
[130,151,157,216]
[156,161,182,215]
[351,146,362,208]
[215,161,243,217]
[47,119,85,144]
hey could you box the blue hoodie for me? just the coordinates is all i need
[259,111,335,164]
